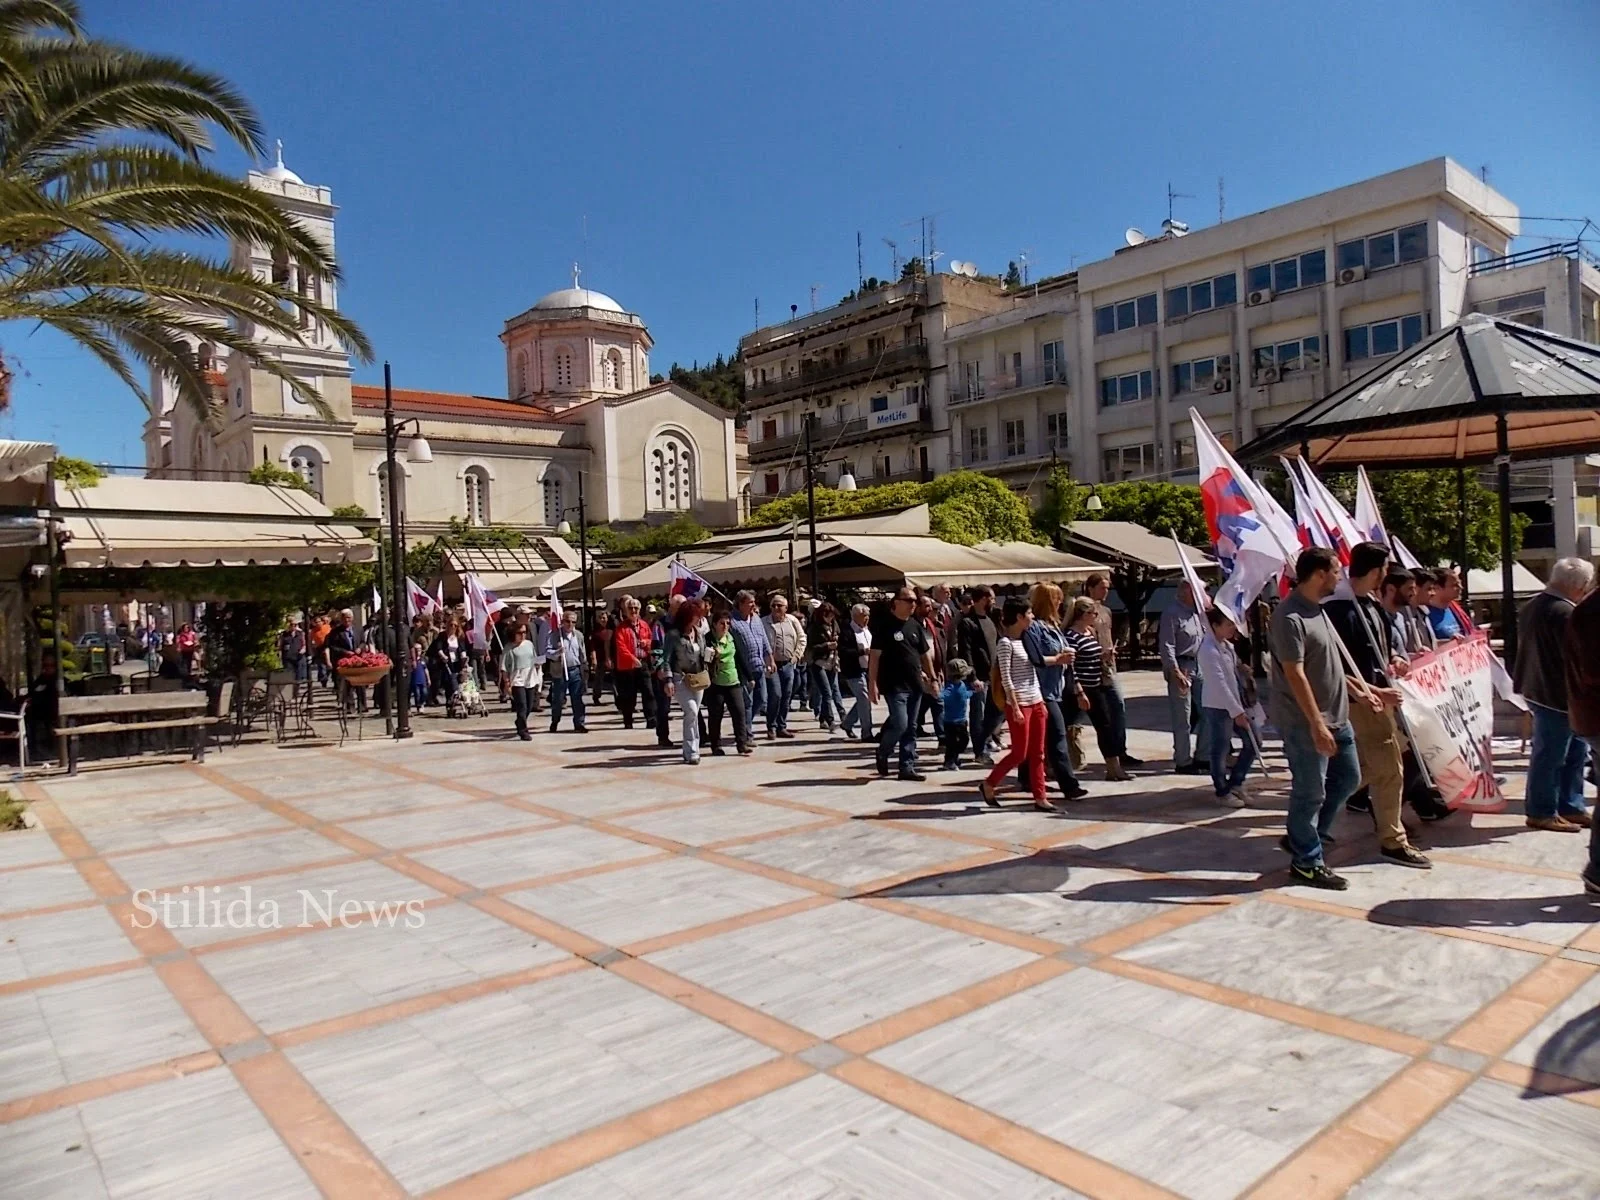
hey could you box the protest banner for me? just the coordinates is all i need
[1392,632,1504,812]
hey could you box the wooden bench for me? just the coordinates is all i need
[57,692,210,775]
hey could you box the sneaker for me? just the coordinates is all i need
[576,726,589,734]
[897,769,926,783]
[977,754,996,768]
[1410,794,1455,821]
[938,763,958,772]
[737,745,753,756]
[1582,866,1600,895]
[1175,761,1208,776]
[710,746,726,756]
[776,729,796,740]
[1230,783,1255,806]
[1381,844,1432,869]
[876,762,890,779]
[1217,791,1246,808]
[1120,754,1146,767]
[1058,784,1089,802]
[1345,794,1373,814]
[1289,862,1349,890]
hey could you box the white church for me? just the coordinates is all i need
[143,148,749,536]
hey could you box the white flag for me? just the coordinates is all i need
[1391,535,1423,571]
[1355,466,1389,546]
[1172,533,1216,618]
[463,572,505,647]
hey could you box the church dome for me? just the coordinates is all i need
[532,287,624,313]
[263,140,302,184]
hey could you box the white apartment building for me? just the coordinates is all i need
[738,274,1009,499]
[939,156,1599,557]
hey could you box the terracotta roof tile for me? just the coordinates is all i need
[350,384,552,420]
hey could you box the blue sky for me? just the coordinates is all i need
[7,0,1599,463]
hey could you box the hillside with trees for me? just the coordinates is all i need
[650,353,744,413]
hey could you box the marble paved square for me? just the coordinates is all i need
[2,681,1595,1199]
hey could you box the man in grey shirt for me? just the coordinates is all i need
[1270,546,1364,889]
[1159,582,1209,774]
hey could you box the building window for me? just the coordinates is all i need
[1165,273,1238,320]
[542,474,563,525]
[1098,369,1155,408]
[903,383,925,407]
[1101,443,1155,482]
[867,335,886,356]
[1473,290,1545,327]
[647,432,694,511]
[1252,336,1322,379]
[875,455,892,479]
[1335,222,1428,275]
[763,472,779,495]
[1246,249,1326,296]
[1093,293,1158,336]
[1004,419,1026,458]
[1041,340,1066,381]
[286,446,322,498]
[515,352,529,396]
[1172,436,1196,473]
[1045,412,1068,451]
[760,418,778,442]
[1343,314,1424,363]
[1171,354,1231,395]
[554,348,574,387]
[968,426,989,463]
[869,395,888,412]
[960,360,983,400]
[463,467,490,526]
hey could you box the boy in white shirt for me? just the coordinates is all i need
[1197,606,1256,807]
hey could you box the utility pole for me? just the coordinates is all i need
[803,412,821,599]
[383,363,413,739]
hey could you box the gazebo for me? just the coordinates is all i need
[1236,313,1600,659]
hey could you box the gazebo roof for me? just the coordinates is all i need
[1237,314,1600,468]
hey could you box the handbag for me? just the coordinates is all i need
[682,670,711,691]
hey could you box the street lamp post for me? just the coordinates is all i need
[555,473,590,639]
[802,411,820,599]
[383,362,433,739]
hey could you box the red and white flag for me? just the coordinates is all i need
[406,577,441,620]
[668,558,711,602]
[463,572,506,646]
[1192,410,1296,621]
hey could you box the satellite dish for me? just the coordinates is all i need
[948,260,965,275]
[1124,227,1148,247]
[960,261,979,277]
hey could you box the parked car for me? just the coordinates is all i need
[74,631,123,668]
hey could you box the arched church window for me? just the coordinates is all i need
[287,445,323,499]
[554,348,573,388]
[603,350,622,390]
[646,432,695,511]
[542,473,564,526]
[463,467,490,526]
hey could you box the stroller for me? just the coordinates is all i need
[449,665,489,719]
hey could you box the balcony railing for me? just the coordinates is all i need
[951,440,1068,470]
[741,278,927,351]
[1468,240,1600,277]
[745,339,929,408]
[747,408,934,465]
[947,362,1069,407]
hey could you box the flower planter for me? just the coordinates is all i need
[337,664,389,688]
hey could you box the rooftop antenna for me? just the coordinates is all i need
[1166,181,1194,224]
[883,236,899,277]
[856,231,863,289]
[754,297,760,330]
[809,284,821,312]
[581,213,589,282]
[1217,176,1225,224]
[1017,248,1033,285]
[1480,163,1491,184]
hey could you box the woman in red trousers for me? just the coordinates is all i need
[979,595,1053,812]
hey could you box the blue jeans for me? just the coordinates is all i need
[1167,662,1208,766]
[769,662,796,733]
[1204,708,1254,796]
[741,672,767,730]
[842,675,873,740]
[877,687,919,774]
[549,670,586,729]
[812,664,845,727]
[1527,701,1593,820]
[1282,720,1360,868]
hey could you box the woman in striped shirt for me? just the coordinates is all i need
[1066,597,1131,780]
[979,595,1054,811]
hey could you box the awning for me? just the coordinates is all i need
[0,440,55,484]
[55,476,376,569]
[827,533,1105,588]
[1466,561,1544,599]
[1060,521,1215,573]
[603,550,726,601]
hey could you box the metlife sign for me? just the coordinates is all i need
[869,406,913,431]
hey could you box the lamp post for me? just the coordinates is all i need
[383,362,433,739]
[802,411,820,599]
[554,473,590,640]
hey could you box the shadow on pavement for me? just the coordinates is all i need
[1526,1007,1600,1097]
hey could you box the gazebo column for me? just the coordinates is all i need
[1496,410,1515,662]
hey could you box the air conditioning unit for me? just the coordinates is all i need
[1337,265,1367,285]
[816,395,833,407]
[1256,366,1282,385]
[1246,288,1275,307]
[1210,376,1231,393]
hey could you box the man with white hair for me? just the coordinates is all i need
[1514,556,1596,832]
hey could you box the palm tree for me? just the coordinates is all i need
[0,0,372,421]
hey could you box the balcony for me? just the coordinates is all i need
[1469,240,1600,277]
[745,339,929,409]
[741,278,927,353]
[951,440,1068,471]
[947,362,1069,408]
[747,408,935,465]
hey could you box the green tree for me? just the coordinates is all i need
[663,352,743,412]
[247,461,311,491]
[1035,469,1209,545]
[52,455,102,488]
[0,0,371,422]
[573,514,709,557]
[748,470,1041,547]
[403,517,526,581]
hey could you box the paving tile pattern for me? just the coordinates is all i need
[1,678,1596,1199]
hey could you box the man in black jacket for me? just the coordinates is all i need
[1514,557,1596,832]
[957,586,1002,763]
[1325,542,1431,868]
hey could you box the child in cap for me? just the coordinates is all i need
[940,658,975,770]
